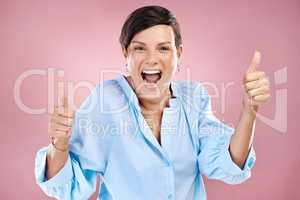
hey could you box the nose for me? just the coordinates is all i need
[145,50,159,66]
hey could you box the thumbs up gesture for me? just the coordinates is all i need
[48,87,75,152]
[243,51,270,112]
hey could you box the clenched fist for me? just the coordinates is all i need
[243,51,270,112]
[48,91,75,152]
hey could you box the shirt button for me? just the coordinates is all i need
[247,157,255,169]
[168,194,173,199]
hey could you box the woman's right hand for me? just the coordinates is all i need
[46,92,75,179]
[48,94,75,152]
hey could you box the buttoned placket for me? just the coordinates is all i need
[116,74,180,199]
[160,98,180,200]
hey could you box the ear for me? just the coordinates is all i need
[176,45,183,59]
[122,48,128,58]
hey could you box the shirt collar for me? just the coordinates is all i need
[116,73,180,111]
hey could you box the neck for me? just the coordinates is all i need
[139,95,170,113]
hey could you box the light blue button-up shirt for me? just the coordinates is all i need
[35,74,256,200]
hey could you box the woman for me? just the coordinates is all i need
[35,5,270,200]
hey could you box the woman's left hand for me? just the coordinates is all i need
[243,51,270,113]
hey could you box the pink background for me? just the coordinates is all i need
[1,0,299,199]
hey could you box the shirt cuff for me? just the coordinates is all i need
[35,145,74,188]
[219,144,256,176]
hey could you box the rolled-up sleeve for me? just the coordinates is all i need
[34,146,98,199]
[195,84,256,185]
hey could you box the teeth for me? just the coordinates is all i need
[142,69,161,74]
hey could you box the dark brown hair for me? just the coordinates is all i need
[119,5,182,50]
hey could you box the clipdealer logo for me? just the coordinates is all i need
[13,67,288,133]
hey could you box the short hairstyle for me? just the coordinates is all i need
[119,5,182,50]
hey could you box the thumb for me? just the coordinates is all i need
[247,50,261,73]
[58,94,70,115]
[57,84,69,108]
[62,96,69,108]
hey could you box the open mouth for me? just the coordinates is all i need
[141,69,162,84]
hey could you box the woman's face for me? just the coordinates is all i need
[123,24,182,103]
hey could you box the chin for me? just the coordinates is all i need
[138,83,169,102]
[137,86,162,99]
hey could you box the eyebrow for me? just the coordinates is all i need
[131,41,172,45]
